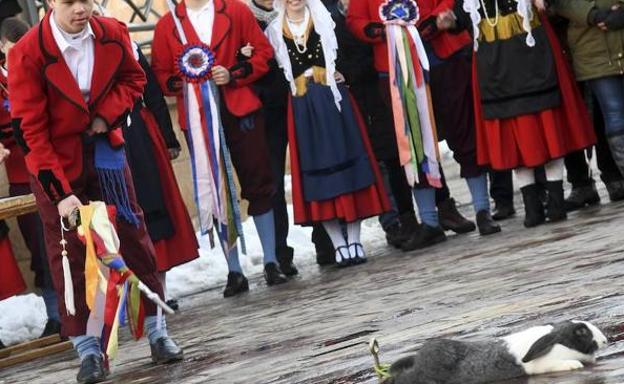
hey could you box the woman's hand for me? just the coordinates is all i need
[240,43,254,58]
[334,71,346,83]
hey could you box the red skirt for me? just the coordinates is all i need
[288,92,390,225]
[0,236,26,300]
[473,16,596,170]
[141,109,199,272]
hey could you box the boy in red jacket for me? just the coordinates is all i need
[8,1,182,382]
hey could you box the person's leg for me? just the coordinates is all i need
[402,187,447,252]
[516,167,545,228]
[591,93,624,201]
[222,244,249,298]
[589,76,624,178]
[465,174,501,235]
[436,167,476,234]
[322,219,350,267]
[489,170,516,220]
[384,157,420,245]
[346,220,366,264]
[563,149,600,211]
[312,224,335,266]
[544,158,567,223]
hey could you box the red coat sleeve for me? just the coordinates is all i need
[92,22,146,129]
[228,3,272,87]
[151,17,181,97]
[8,47,72,201]
[347,0,380,44]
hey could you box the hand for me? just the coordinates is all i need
[598,5,624,31]
[0,142,9,164]
[436,10,456,31]
[57,194,82,218]
[240,43,254,58]
[364,22,385,39]
[167,76,184,93]
[87,117,108,136]
[168,147,181,160]
[533,0,546,12]
[334,71,346,83]
[211,65,231,85]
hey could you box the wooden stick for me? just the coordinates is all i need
[0,341,72,369]
[0,335,61,359]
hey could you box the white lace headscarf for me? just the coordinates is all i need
[266,0,342,110]
[462,0,536,51]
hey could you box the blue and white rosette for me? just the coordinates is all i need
[176,43,216,83]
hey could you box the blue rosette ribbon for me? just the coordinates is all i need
[176,43,216,83]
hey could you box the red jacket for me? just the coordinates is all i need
[416,0,471,59]
[151,0,273,128]
[347,0,472,72]
[8,13,146,203]
[0,71,29,184]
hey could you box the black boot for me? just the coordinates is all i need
[606,180,624,202]
[277,246,298,277]
[546,180,567,223]
[564,181,600,212]
[76,355,108,384]
[437,198,476,234]
[401,224,447,252]
[0,339,5,349]
[40,319,61,338]
[384,222,403,248]
[492,201,516,220]
[520,184,545,228]
[476,210,501,236]
[223,272,249,298]
[264,263,288,286]
[312,225,335,266]
[150,336,184,364]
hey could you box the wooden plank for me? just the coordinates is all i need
[0,194,38,220]
[0,335,61,359]
[0,341,72,369]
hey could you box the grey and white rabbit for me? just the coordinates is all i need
[384,320,608,384]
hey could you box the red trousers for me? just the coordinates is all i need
[31,144,163,337]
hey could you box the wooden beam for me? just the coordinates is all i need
[0,194,38,221]
[0,341,72,369]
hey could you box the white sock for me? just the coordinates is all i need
[515,167,536,188]
[346,220,361,245]
[544,158,564,181]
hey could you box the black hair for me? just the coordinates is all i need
[0,17,29,43]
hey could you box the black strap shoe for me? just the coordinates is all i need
[348,243,367,265]
[223,272,249,298]
[437,198,476,234]
[150,336,184,364]
[40,319,61,338]
[335,246,351,268]
[76,354,108,384]
[476,210,502,236]
[264,263,288,286]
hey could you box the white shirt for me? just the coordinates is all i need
[49,12,95,101]
[187,1,214,45]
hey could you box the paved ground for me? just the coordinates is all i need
[2,161,624,384]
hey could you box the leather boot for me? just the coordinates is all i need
[437,198,476,234]
[385,212,418,248]
[492,201,516,221]
[564,181,600,212]
[520,184,545,228]
[606,180,624,202]
[384,222,404,248]
[277,246,298,277]
[546,180,567,223]
[476,210,501,235]
[76,355,108,384]
[401,224,447,252]
[223,272,249,298]
[150,336,184,364]
[264,263,288,286]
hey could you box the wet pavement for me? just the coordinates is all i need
[2,162,624,384]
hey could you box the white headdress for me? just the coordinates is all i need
[462,0,536,51]
[266,0,342,110]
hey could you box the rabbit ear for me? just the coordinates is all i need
[522,332,557,363]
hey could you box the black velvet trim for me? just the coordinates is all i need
[11,118,30,154]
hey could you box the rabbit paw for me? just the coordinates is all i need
[556,360,584,372]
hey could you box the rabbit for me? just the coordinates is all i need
[382,320,608,384]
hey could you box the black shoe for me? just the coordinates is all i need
[76,354,108,384]
[0,339,5,349]
[492,202,516,221]
[40,319,61,338]
[401,224,447,252]
[348,243,367,265]
[476,210,502,235]
[564,182,600,212]
[264,263,288,286]
[384,222,404,248]
[165,299,179,312]
[277,247,298,277]
[335,246,351,268]
[223,272,249,298]
[438,198,476,234]
[150,336,184,364]
[546,181,567,223]
[521,184,546,228]
[606,180,624,202]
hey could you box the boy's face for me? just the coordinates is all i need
[48,0,94,33]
